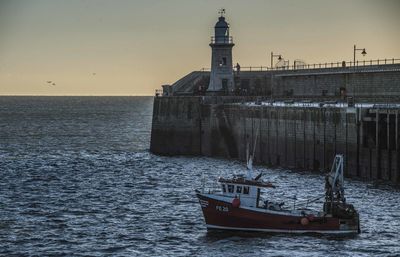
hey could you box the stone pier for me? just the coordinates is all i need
[150,64,400,185]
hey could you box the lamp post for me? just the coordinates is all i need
[270,52,282,69]
[351,45,366,104]
[353,45,367,66]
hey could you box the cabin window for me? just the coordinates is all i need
[236,186,242,194]
[243,186,250,194]
[227,184,234,193]
[222,184,226,193]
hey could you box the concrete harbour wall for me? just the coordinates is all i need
[151,65,400,185]
[150,97,202,155]
[150,97,400,185]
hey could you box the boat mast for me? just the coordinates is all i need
[325,154,345,203]
[246,126,259,179]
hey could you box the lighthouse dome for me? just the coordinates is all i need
[214,16,229,39]
[215,16,228,28]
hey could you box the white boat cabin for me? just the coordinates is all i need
[218,176,275,208]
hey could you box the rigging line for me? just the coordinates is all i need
[252,115,260,158]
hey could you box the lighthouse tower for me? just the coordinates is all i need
[207,10,235,94]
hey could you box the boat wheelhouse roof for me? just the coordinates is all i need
[218,177,275,188]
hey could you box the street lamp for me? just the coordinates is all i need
[271,52,282,69]
[353,44,367,66]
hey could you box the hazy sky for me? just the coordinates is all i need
[0,0,399,95]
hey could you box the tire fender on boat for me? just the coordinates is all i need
[301,217,309,225]
[232,198,240,208]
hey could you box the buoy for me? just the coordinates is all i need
[301,217,309,225]
[232,198,240,208]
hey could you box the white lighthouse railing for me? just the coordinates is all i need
[210,36,233,44]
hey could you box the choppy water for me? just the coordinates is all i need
[0,96,399,257]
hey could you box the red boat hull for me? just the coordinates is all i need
[197,193,359,234]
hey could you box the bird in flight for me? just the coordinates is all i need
[45,81,56,86]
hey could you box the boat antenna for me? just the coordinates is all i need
[246,141,253,179]
[246,125,260,179]
[252,127,259,158]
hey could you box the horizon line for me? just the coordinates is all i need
[0,94,154,97]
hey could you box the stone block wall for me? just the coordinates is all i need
[150,96,202,155]
[198,104,362,175]
[273,67,400,101]
[150,96,400,185]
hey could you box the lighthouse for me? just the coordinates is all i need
[207,10,235,94]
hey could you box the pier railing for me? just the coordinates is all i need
[155,89,163,97]
[200,58,400,72]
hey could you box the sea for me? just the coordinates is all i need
[0,96,399,257]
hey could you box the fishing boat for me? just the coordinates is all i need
[196,154,360,234]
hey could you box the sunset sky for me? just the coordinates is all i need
[0,0,399,96]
